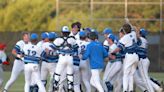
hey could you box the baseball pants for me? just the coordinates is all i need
[4,59,24,90]
[79,60,91,92]
[90,69,104,92]
[41,61,56,92]
[24,63,46,92]
[123,53,139,91]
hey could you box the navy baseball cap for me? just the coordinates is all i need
[30,33,38,40]
[91,29,99,35]
[41,32,49,39]
[103,28,113,34]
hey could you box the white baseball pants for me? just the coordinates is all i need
[24,63,46,92]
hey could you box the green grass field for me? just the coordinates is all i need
[1,72,164,92]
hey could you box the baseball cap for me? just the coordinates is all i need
[103,28,113,34]
[108,34,115,41]
[48,32,57,39]
[79,31,86,37]
[0,43,6,50]
[41,32,49,39]
[140,28,148,37]
[91,29,99,35]
[30,33,38,40]
[62,26,70,32]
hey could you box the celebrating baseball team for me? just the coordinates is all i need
[0,19,164,92]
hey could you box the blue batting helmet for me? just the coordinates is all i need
[30,33,38,40]
[103,28,113,34]
[41,32,49,39]
[108,34,115,42]
[79,31,86,37]
[140,28,148,37]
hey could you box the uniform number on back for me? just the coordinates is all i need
[28,50,36,56]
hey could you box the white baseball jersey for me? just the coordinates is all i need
[109,44,118,53]
[76,40,89,55]
[53,37,77,54]
[119,31,137,48]
[42,42,56,53]
[14,40,28,54]
[23,43,42,63]
[118,31,137,54]
[70,32,80,40]
[0,51,7,63]
[139,37,148,49]
[103,40,110,52]
[37,40,44,48]
[41,42,58,62]
[103,40,109,46]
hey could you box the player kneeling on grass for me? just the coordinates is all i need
[22,33,46,92]
[0,43,10,89]
[81,31,108,92]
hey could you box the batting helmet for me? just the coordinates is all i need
[140,28,148,38]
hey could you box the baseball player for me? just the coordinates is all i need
[70,22,82,92]
[58,31,88,92]
[103,34,123,92]
[3,32,30,92]
[69,22,81,40]
[102,28,113,73]
[29,32,49,92]
[41,32,58,92]
[29,32,50,92]
[82,31,108,92]
[22,33,46,92]
[0,43,10,89]
[102,28,113,52]
[37,32,49,48]
[113,23,139,92]
[77,31,91,92]
[53,26,78,92]
[136,28,163,92]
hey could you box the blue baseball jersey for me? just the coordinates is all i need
[82,41,108,69]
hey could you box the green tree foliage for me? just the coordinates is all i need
[0,0,163,32]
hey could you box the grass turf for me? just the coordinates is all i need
[1,72,164,92]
